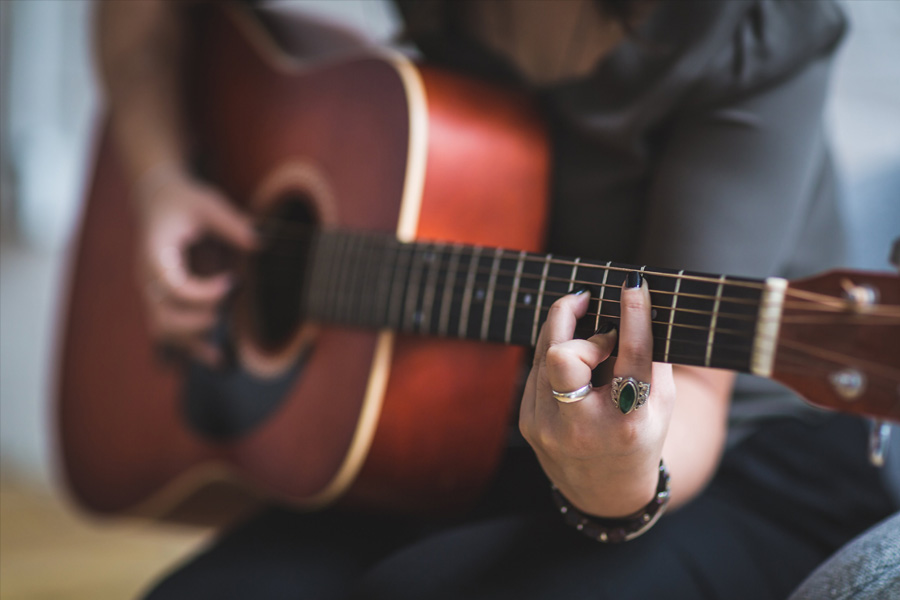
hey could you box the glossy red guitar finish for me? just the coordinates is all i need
[57,5,900,522]
[58,5,549,519]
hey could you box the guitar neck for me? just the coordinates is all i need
[300,231,774,374]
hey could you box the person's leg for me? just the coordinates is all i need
[142,506,423,600]
[350,494,825,600]
[352,414,896,600]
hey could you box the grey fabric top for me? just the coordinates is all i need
[396,0,849,433]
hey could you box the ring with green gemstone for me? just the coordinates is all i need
[610,376,650,415]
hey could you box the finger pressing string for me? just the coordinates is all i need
[610,271,654,415]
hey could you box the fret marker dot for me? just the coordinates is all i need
[475,288,485,301]
[414,311,423,327]
[523,294,533,305]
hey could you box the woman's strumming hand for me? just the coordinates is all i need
[133,165,257,365]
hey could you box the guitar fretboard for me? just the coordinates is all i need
[300,231,766,373]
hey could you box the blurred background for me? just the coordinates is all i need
[1,1,898,598]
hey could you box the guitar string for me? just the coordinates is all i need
[259,233,900,319]
[265,259,764,319]
[257,219,886,310]
[376,310,900,376]
[297,310,754,369]
[290,240,898,370]
[253,224,773,290]
[254,234,900,319]
[289,252,900,331]
[743,352,900,392]
[247,228,900,381]
[305,277,896,354]
[257,256,765,306]
[296,311,896,376]
[314,287,785,348]
[259,257,900,325]
[774,338,900,379]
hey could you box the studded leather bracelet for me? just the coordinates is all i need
[551,459,670,543]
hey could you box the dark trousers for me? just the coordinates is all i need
[143,414,896,600]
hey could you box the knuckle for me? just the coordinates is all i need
[544,345,568,370]
[534,427,560,455]
[605,421,642,449]
[518,413,532,442]
[524,421,559,455]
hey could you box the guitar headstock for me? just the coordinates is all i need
[771,269,900,422]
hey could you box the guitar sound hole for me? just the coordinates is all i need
[249,194,317,352]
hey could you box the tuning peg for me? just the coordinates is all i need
[840,278,878,311]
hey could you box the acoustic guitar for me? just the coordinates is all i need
[58,4,900,521]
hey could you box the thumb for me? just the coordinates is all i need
[200,195,258,251]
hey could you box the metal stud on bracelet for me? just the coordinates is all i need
[550,460,670,543]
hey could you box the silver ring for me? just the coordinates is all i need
[611,376,650,414]
[552,382,593,404]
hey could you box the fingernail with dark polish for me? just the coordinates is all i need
[626,271,643,289]
[594,321,615,335]
[574,287,590,296]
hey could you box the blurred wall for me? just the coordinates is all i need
[0,1,898,492]
[1,0,100,490]
[826,2,900,270]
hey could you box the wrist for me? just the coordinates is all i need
[552,459,671,543]
[130,161,194,207]
[548,453,662,518]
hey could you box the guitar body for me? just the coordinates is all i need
[59,6,549,518]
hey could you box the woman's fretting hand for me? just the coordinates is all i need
[133,165,257,365]
[519,274,676,517]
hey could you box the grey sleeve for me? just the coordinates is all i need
[636,57,844,280]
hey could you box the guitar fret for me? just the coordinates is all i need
[341,234,362,324]
[438,245,462,337]
[594,261,613,331]
[663,270,684,362]
[420,242,444,333]
[403,245,426,331]
[372,239,397,328]
[567,257,581,292]
[705,275,727,367]
[458,247,483,339]
[505,250,527,344]
[326,233,349,322]
[345,235,366,324]
[531,254,553,345]
[300,230,768,374]
[387,243,411,329]
[361,235,385,327]
[348,235,369,325]
[480,248,504,341]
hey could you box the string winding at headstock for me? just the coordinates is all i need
[771,269,900,422]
